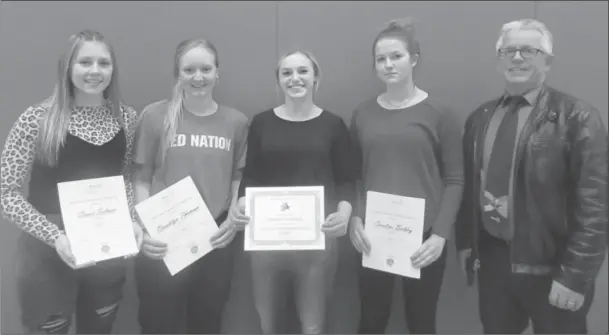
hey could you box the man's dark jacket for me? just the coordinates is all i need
[456,85,608,294]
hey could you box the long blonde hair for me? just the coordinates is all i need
[161,38,219,160]
[37,30,123,166]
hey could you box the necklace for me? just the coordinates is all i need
[378,94,415,109]
[386,96,413,108]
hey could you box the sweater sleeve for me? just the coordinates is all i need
[431,107,465,239]
[348,109,365,219]
[0,105,63,246]
[237,115,261,198]
[331,116,357,208]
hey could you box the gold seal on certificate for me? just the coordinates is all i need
[57,176,139,267]
[244,186,325,251]
[362,191,425,279]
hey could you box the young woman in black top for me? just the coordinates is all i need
[235,50,356,334]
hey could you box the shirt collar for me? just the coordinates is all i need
[502,84,544,106]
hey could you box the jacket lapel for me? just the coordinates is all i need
[513,86,551,174]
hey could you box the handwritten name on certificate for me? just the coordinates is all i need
[57,176,139,266]
[135,176,219,276]
[244,186,325,251]
[362,191,425,279]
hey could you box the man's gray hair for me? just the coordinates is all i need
[495,19,554,55]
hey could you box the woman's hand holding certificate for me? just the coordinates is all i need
[349,216,371,255]
[54,233,97,269]
[321,203,351,238]
[209,220,237,249]
[141,234,168,260]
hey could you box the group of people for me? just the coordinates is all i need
[0,16,607,335]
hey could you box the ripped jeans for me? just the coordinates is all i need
[15,232,127,334]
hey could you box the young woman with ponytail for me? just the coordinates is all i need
[132,37,249,334]
[348,18,464,334]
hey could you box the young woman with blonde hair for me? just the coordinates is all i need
[132,37,249,334]
[0,30,142,334]
[235,50,356,334]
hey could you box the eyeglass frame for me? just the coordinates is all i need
[497,47,546,60]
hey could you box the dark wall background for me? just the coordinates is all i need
[1,1,606,334]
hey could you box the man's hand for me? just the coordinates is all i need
[549,280,585,311]
[458,248,472,274]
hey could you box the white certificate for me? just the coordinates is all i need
[244,186,325,251]
[135,176,219,276]
[362,191,425,279]
[57,176,139,266]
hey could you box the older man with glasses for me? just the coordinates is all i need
[456,19,608,334]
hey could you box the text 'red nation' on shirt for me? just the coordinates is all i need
[134,100,249,219]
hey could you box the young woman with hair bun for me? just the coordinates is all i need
[348,18,464,334]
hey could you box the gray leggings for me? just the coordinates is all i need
[250,239,338,334]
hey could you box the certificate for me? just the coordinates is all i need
[135,176,219,276]
[362,191,425,279]
[57,176,139,266]
[244,186,325,251]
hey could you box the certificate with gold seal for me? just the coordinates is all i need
[57,176,139,267]
[244,186,325,251]
[362,191,425,279]
[135,176,219,276]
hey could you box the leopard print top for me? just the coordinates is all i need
[0,102,139,247]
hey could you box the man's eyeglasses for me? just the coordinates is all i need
[498,47,544,59]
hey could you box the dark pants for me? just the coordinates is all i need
[134,212,237,334]
[16,232,126,334]
[357,230,448,334]
[477,230,595,334]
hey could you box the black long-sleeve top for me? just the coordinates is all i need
[238,109,356,213]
